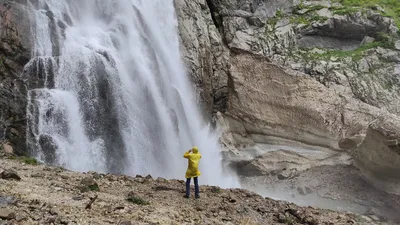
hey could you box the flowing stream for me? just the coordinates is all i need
[24,0,238,187]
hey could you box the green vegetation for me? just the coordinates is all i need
[267,10,284,29]
[268,3,329,28]
[290,3,329,26]
[308,4,326,11]
[88,184,100,192]
[79,183,100,193]
[7,155,40,165]
[211,186,221,194]
[127,196,149,205]
[330,5,360,15]
[293,2,325,12]
[302,41,391,61]
[266,0,399,64]
[332,0,400,28]
[21,156,39,165]
[385,80,395,90]
[290,14,328,25]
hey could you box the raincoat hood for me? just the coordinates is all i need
[192,146,199,153]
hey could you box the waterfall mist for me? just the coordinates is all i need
[24,0,239,187]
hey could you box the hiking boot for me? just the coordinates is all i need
[183,195,189,198]
[195,196,200,199]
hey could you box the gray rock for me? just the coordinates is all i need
[361,36,375,45]
[38,134,58,164]
[81,177,97,186]
[31,172,45,178]
[369,215,380,221]
[176,0,230,116]
[0,209,16,220]
[277,168,298,180]
[79,177,99,192]
[339,135,365,150]
[395,40,400,51]
[0,196,17,206]
[297,187,306,195]
[16,214,27,222]
[298,36,360,50]
[72,196,84,201]
[361,215,373,222]
[119,221,132,225]
[316,8,332,18]
[0,1,32,156]
[1,144,14,155]
[0,169,21,181]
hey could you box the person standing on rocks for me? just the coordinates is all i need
[183,146,201,199]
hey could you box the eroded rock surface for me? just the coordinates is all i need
[175,0,230,117]
[0,1,32,155]
[176,0,400,196]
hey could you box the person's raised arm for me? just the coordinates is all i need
[183,149,192,158]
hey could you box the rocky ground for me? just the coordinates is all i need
[0,154,391,225]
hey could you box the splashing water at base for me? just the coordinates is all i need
[25,0,240,188]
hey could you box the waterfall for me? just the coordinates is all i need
[24,0,239,187]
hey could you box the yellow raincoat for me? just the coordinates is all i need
[184,147,201,178]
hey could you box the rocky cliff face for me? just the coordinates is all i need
[176,0,400,195]
[0,1,31,155]
[175,0,231,118]
[206,0,400,115]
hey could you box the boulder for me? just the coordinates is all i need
[38,134,58,164]
[2,143,14,155]
[79,177,99,192]
[0,208,16,220]
[394,40,400,51]
[127,191,149,205]
[277,169,299,180]
[339,134,365,150]
[0,196,17,206]
[343,117,400,195]
[0,169,21,181]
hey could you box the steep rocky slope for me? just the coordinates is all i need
[0,153,388,225]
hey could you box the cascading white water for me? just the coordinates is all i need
[25,0,239,187]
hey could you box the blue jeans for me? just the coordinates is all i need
[186,177,199,198]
